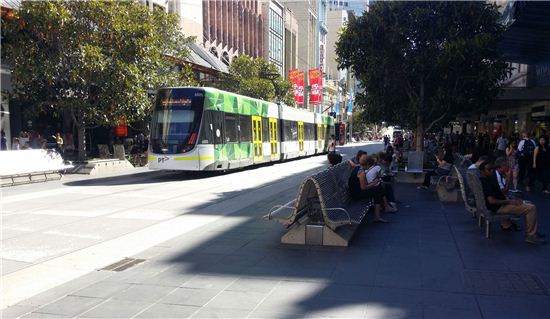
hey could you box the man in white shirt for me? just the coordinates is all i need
[495,133,508,158]
[468,155,490,178]
[517,132,537,191]
[494,157,509,192]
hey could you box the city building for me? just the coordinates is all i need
[480,1,550,138]
[328,0,368,15]
[282,0,322,111]
[201,0,264,65]
[283,7,299,78]
[261,0,285,75]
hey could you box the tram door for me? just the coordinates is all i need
[269,118,278,160]
[323,124,327,151]
[317,124,322,152]
[298,122,304,153]
[252,116,263,162]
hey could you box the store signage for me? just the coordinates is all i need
[115,118,128,137]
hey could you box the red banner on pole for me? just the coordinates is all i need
[289,69,299,103]
[289,69,304,105]
[309,68,322,104]
[296,71,304,105]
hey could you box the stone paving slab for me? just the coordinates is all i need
[3,146,550,318]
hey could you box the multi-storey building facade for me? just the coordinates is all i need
[481,1,550,138]
[261,1,284,75]
[282,1,319,75]
[202,0,264,65]
[283,7,299,78]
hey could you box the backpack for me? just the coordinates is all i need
[520,139,536,157]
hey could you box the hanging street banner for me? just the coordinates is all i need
[288,69,300,104]
[347,91,353,114]
[288,69,304,105]
[296,71,305,105]
[309,68,322,105]
[334,91,341,115]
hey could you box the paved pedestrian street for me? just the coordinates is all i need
[2,143,550,319]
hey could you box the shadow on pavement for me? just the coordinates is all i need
[145,181,550,318]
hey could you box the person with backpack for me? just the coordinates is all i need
[533,136,550,194]
[518,132,537,191]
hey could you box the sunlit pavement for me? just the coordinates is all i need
[2,142,549,318]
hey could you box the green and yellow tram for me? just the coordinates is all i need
[148,87,334,171]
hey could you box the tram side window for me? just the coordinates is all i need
[329,125,335,138]
[291,121,298,141]
[282,120,292,141]
[199,110,214,144]
[305,123,314,140]
[225,113,238,143]
[262,118,269,142]
[239,114,252,143]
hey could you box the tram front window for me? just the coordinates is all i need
[150,89,203,154]
[151,110,195,153]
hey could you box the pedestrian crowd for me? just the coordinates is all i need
[408,129,550,194]
[0,130,71,153]
[418,129,548,245]
[327,128,548,245]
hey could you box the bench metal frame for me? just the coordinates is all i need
[466,170,518,238]
[453,166,477,218]
[266,161,373,246]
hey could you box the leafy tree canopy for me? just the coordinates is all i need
[2,0,197,158]
[217,55,293,105]
[336,1,509,150]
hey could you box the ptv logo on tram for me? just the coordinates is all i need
[158,155,170,163]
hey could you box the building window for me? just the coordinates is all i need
[268,7,283,75]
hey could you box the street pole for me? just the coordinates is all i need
[349,109,353,143]
[347,70,353,143]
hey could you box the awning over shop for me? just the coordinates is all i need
[498,1,550,65]
[497,87,550,101]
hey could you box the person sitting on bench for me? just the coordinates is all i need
[348,154,396,223]
[348,150,367,167]
[418,144,454,189]
[479,161,545,245]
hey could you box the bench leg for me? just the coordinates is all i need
[478,215,482,228]
[485,220,490,238]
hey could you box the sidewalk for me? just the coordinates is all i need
[3,178,550,318]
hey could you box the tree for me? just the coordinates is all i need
[217,55,293,105]
[336,1,509,151]
[1,0,196,160]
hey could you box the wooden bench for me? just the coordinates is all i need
[466,170,518,238]
[266,161,373,246]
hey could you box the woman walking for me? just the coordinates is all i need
[506,140,520,193]
[533,136,550,194]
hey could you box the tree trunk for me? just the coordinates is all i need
[77,124,86,162]
[416,115,424,152]
[415,77,425,152]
